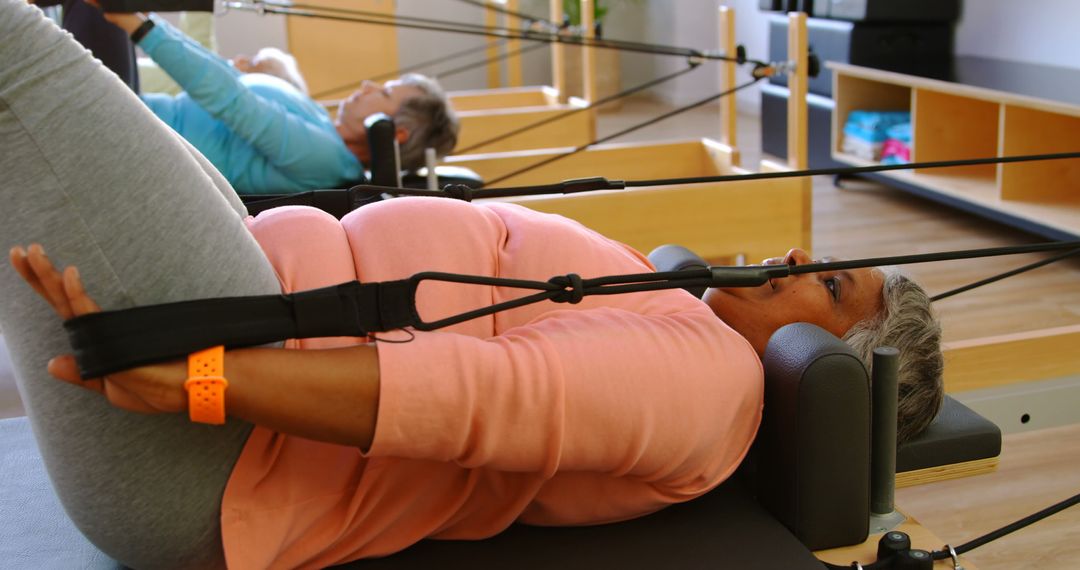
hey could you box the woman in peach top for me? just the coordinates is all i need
[0,2,942,568]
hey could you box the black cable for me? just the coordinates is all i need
[452,0,553,27]
[934,491,1080,559]
[455,61,704,154]
[931,247,1080,301]
[622,151,1080,188]
[227,1,763,64]
[483,75,763,186]
[788,240,1080,276]
[311,41,504,99]
[351,151,1080,206]
[434,40,548,80]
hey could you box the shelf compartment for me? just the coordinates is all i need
[832,74,911,155]
[913,89,1000,182]
[1000,105,1080,203]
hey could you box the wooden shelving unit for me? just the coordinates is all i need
[829,59,1080,240]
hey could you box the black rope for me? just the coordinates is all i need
[932,247,1080,301]
[483,75,763,186]
[434,40,548,80]
[359,240,1080,331]
[452,0,554,27]
[311,41,504,99]
[622,151,1080,188]
[226,1,763,64]
[933,491,1080,559]
[66,238,1080,378]
[455,60,704,154]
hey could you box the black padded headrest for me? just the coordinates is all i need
[897,395,1001,472]
[758,322,871,550]
[647,244,709,298]
[364,113,400,188]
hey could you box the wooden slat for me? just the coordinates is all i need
[1000,105,1080,202]
[786,11,808,171]
[485,6,501,88]
[550,0,565,103]
[896,457,1000,488]
[498,175,809,264]
[828,61,1080,119]
[446,138,723,185]
[506,0,523,87]
[943,324,1080,392]
[718,6,738,157]
[448,86,554,111]
[454,102,594,153]
[786,12,812,253]
[913,89,1000,179]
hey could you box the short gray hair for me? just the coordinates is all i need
[843,267,944,444]
[393,73,460,170]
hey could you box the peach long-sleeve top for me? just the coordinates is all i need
[225,197,763,569]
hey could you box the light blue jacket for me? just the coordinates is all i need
[137,16,362,194]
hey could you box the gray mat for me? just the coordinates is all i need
[0,416,119,569]
[0,335,25,419]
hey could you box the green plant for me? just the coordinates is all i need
[562,0,609,26]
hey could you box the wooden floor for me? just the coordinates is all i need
[597,97,1080,569]
[896,423,1080,570]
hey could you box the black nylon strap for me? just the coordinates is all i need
[64,239,1080,378]
[65,280,418,378]
[241,186,387,219]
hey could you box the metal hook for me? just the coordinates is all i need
[946,544,964,570]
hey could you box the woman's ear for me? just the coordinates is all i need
[395,127,410,145]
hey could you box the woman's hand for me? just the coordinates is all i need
[9,244,187,415]
[81,0,146,36]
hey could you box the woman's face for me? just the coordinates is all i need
[703,248,885,355]
[336,79,420,133]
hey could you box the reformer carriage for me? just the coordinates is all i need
[8,2,1080,565]
[311,0,599,154]
[448,7,813,266]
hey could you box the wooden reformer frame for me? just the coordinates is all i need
[447,0,597,154]
[445,8,813,266]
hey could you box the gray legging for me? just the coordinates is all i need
[0,2,281,568]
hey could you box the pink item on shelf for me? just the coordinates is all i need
[881,138,911,163]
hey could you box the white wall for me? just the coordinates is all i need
[213,8,288,57]
[955,0,1080,71]
[598,0,769,111]
[201,0,1080,109]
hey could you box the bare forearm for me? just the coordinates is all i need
[225,345,380,449]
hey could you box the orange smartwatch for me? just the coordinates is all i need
[185,346,228,425]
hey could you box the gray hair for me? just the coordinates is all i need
[393,73,460,170]
[842,267,944,444]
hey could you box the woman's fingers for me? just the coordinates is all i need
[10,245,97,320]
[9,246,50,301]
[25,244,74,319]
[48,355,167,414]
[63,266,101,316]
[47,355,104,394]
